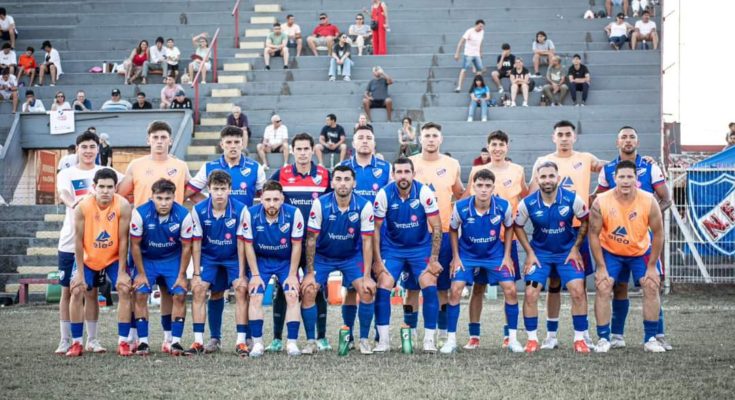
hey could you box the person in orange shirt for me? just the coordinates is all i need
[66,168,133,357]
[589,160,665,353]
[16,46,37,87]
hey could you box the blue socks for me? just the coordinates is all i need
[193,322,205,334]
[71,322,84,340]
[207,297,225,340]
[611,298,630,335]
[504,303,519,330]
[286,321,300,341]
[172,317,185,339]
[358,302,374,339]
[597,323,611,341]
[468,322,481,337]
[547,318,559,334]
[644,320,658,342]
[447,303,460,333]
[421,286,439,329]
[437,304,448,330]
[135,318,149,339]
[404,310,418,328]
[524,316,538,332]
[375,288,392,326]
[301,305,317,340]
[250,320,263,339]
[572,314,588,332]
[161,314,172,332]
[657,307,665,336]
[118,322,131,338]
[341,304,357,338]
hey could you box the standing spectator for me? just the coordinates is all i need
[226,105,249,139]
[164,38,181,80]
[568,54,591,106]
[188,32,211,84]
[605,13,634,50]
[283,15,303,58]
[491,43,516,93]
[531,31,555,78]
[16,47,37,86]
[50,90,71,111]
[370,0,389,55]
[170,89,192,110]
[0,8,16,50]
[329,35,353,81]
[453,19,485,93]
[159,74,183,109]
[307,13,339,56]
[0,43,16,76]
[509,58,530,107]
[467,74,491,121]
[726,123,735,150]
[256,114,289,170]
[57,144,77,171]
[37,41,62,86]
[362,66,393,121]
[72,90,92,111]
[100,88,132,111]
[99,133,113,167]
[0,68,18,112]
[21,89,45,112]
[631,0,653,18]
[606,0,629,18]
[124,40,149,85]
[315,113,347,166]
[542,56,568,106]
[132,92,153,110]
[398,116,418,157]
[472,147,490,166]
[348,14,372,56]
[631,11,659,50]
[143,37,168,83]
[264,23,289,70]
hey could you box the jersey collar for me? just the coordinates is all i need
[328,192,358,214]
[206,197,234,219]
[468,195,495,217]
[535,188,564,208]
[290,161,318,178]
[217,155,247,169]
[349,155,376,169]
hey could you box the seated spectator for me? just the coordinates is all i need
[283,15,303,58]
[37,41,62,87]
[632,11,658,50]
[467,74,491,121]
[472,147,490,166]
[0,68,17,112]
[21,89,44,112]
[164,38,181,80]
[509,58,530,107]
[16,47,36,86]
[72,90,92,111]
[50,90,71,111]
[491,43,515,93]
[170,89,192,109]
[605,13,634,50]
[159,74,183,109]
[99,133,113,167]
[568,54,590,106]
[256,114,289,170]
[726,123,735,150]
[315,113,347,166]
[348,13,372,56]
[307,13,339,56]
[100,88,132,111]
[0,43,16,76]
[606,0,629,18]
[188,33,211,84]
[132,92,153,110]
[542,56,568,106]
[226,105,249,138]
[362,66,393,121]
[329,35,353,81]
[531,31,555,77]
[398,116,418,157]
[354,113,369,130]
[0,8,16,50]
[264,23,289,70]
[124,40,149,85]
[143,37,168,84]
[454,19,485,92]
[631,0,653,18]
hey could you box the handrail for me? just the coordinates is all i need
[192,27,220,124]
[232,0,241,48]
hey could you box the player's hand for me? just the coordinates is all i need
[71,272,86,292]
[523,253,541,276]
[454,53,460,61]
[248,275,265,295]
[191,274,203,290]
[642,268,660,290]
[565,247,585,272]
[501,255,515,277]
[284,274,300,293]
[361,275,377,297]
[595,267,613,290]
[449,257,463,278]
[116,271,132,294]
[133,273,149,291]
[173,274,188,292]
[301,272,316,295]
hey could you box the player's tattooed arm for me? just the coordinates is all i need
[428,214,442,260]
[573,218,589,250]
[588,200,605,270]
[305,230,318,274]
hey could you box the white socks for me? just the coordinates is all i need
[60,320,71,340]
[86,320,98,341]
[527,330,538,341]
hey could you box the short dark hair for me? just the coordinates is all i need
[402,116,412,124]
[67,144,76,152]
[147,120,172,136]
[26,46,34,53]
[618,126,637,134]
[615,159,638,175]
[207,170,232,187]
[326,113,337,122]
[94,168,118,185]
[480,147,488,153]
[393,157,414,172]
[642,10,651,16]
[536,160,559,173]
[166,38,175,42]
[286,14,294,19]
[42,40,52,49]
[617,12,625,18]
[332,165,355,179]
[319,12,327,17]
[291,132,314,148]
[572,54,581,59]
[86,126,96,132]
[354,123,373,134]
[421,122,442,132]
[220,125,244,138]
[553,120,576,131]
[262,180,283,193]
[0,8,6,16]
[473,168,495,183]
[475,19,485,25]
[137,92,146,98]
[273,22,281,27]
[728,122,735,129]
[155,36,164,44]
[76,131,100,146]
[151,178,176,195]
[487,130,509,144]
[2,43,11,50]
[535,31,547,41]
[501,43,511,50]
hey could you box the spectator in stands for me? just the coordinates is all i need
[0,43,16,76]
[226,105,249,138]
[264,23,289,70]
[398,116,418,157]
[362,66,393,121]
[531,31,555,78]
[307,13,339,56]
[726,123,735,150]
[467,74,491,121]
[143,37,168,84]
[164,38,181,80]
[315,113,347,166]
[99,133,113,167]
[370,0,389,55]
[72,90,92,111]
[0,68,17,112]
[491,43,515,93]
[605,13,634,50]
[188,32,211,84]
[606,0,629,18]
[0,8,16,50]
[51,91,71,111]
[159,74,183,109]
[568,54,591,106]
[132,92,153,110]
[329,34,353,81]
[37,41,62,87]
[509,58,530,107]
[283,15,303,58]
[631,11,659,50]
[124,40,149,85]
[542,56,568,106]
[355,113,369,130]
[472,147,491,166]
[453,20,485,93]
[170,89,192,110]
[16,47,36,87]
[100,88,132,111]
[21,89,45,112]
[631,0,653,18]
[256,114,289,170]
[348,13,372,56]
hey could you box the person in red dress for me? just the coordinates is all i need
[371,0,389,55]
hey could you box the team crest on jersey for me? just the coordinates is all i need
[490,215,501,225]
[637,168,646,177]
[559,206,570,217]
[107,212,116,221]
[167,168,178,176]
[313,175,323,185]
[280,223,290,233]
[503,178,513,187]
[372,168,383,178]
[436,168,447,177]
[169,223,180,232]
[410,199,420,209]
[572,161,583,170]
[348,212,359,222]
[628,211,638,220]
[241,167,252,177]
[225,219,236,228]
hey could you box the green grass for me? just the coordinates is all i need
[1,292,734,400]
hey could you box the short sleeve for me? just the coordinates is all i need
[449,204,461,230]
[56,169,69,193]
[255,165,266,192]
[239,208,253,241]
[292,209,305,240]
[373,189,388,219]
[307,198,323,233]
[573,194,589,220]
[462,28,472,41]
[188,165,208,192]
[190,210,203,239]
[180,213,195,241]
[360,202,375,235]
[503,203,514,227]
[650,163,666,187]
[419,185,440,216]
[514,200,529,226]
[548,40,555,49]
[130,209,144,238]
[597,169,610,190]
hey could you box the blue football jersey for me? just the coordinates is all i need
[450,195,513,263]
[307,192,374,262]
[374,181,438,256]
[130,200,193,261]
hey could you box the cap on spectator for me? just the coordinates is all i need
[25,90,35,97]
[111,88,121,96]
[175,89,186,97]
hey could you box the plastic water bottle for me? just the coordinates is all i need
[338,326,351,356]
[400,324,414,354]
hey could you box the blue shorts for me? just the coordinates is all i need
[402,233,452,291]
[132,256,186,296]
[603,249,660,284]
[619,252,663,287]
[472,241,521,286]
[453,259,514,286]
[58,251,75,287]
[315,255,364,289]
[249,258,294,292]
[549,234,594,281]
[201,260,240,289]
[525,257,585,288]
[71,261,123,291]
[384,253,429,287]
[462,55,484,71]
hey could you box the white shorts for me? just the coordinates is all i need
[191,60,211,71]
[0,90,14,100]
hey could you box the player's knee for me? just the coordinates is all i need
[502,284,517,301]
[173,294,186,305]
[642,279,659,297]
[135,292,148,305]
[524,283,540,303]
[568,285,586,304]
[449,286,463,304]
[70,286,84,299]
[192,286,206,302]
[472,283,486,295]
[285,290,298,305]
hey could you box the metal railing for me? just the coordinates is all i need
[192,27,220,124]
[232,0,241,48]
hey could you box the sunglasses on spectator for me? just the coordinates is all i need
[319,16,326,20]
[274,120,281,123]
[356,17,363,20]
[56,95,65,98]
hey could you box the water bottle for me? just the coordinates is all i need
[338,325,351,356]
[400,324,414,354]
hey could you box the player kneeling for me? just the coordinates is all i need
[514,161,591,353]
[242,181,304,357]
[129,179,193,355]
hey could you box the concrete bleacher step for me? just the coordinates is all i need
[236,53,261,59]
[218,75,247,84]
[35,231,60,239]
[206,102,235,113]
[195,131,222,140]
[212,88,242,98]
[187,146,217,155]
[254,4,282,13]
[17,266,57,275]
[251,16,278,24]
[223,63,252,72]
[44,214,65,222]
[240,41,265,50]
[245,29,271,38]
[201,117,228,126]
[26,247,57,257]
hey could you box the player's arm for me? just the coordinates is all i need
[422,185,443,274]
[176,213,194,290]
[116,163,135,198]
[513,200,539,274]
[651,164,672,212]
[451,166,465,199]
[448,210,462,277]
[72,206,86,289]
[461,169,475,199]
[372,189,388,276]
[117,200,133,291]
[360,202,375,279]
[527,159,541,194]
[236,208,250,289]
[501,205,515,274]
[287,210,304,290]
[190,210,203,285]
[590,153,608,173]
[129,209,148,288]
[305,198,322,276]
[454,36,466,60]
[518,170,529,198]
[588,199,607,277]
[648,199,664,271]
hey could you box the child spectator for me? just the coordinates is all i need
[143,37,168,83]
[307,13,339,56]
[164,38,181,80]
[38,41,62,86]
[348,14,372,56]
[16,47,37,86]
[0,43,16,76]
[124,40,149,85]
[472,148,490,166]
[160,74,183,109]
[491,43,516,93]
[51,91,71,111]
[132,92,153,109]
[170,89,192,109]
[329,35,353,81]
[0,68,18,112]
[21,89,44,112]
[0,8,16,49]
[509,58,531,107]
[467,74,491,121]
[72,90,92,111]
[568,54,591,106]
[397,116,418,156]
[100,88,132,111]
[542,56,568,106]
[531,31,555,78]
[187,33,210,84]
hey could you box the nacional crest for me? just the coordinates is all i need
[241,167,252,177]
[558,206,570,217]
[372,168,383,178]
[687,171,735,256]
[280,223,291,233]
[348,212,359,222]
[313,174,323,185]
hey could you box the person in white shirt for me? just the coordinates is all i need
[256,114,289,169]
[631,10,658,50]
[0,68,18,112]
[143,36,168,83]
[283,14,303,57]
[0,43,16,75]
[453,19,485,92]
[605,13,634,50]
[50,90,72,111]
[57,144,77,171]
[21,89,45,112]
[38,40,63,86]
[0,8,17,49]
[164,38,181,80]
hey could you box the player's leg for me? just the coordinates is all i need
[229,264,250,357]
[593,250,622,353]
[436,234,452,347]
[315,288,330,350]
[566,277,590,353]
[633,257,665,352]
[158,284,174,351]
[496,273,523,353]
[611,278,630,348]
[66,262,90,356]
[55,251,74,354]
[185,264,214,355]
[108,262,134,356]
[542,275,562,349]
[205,268,227,353]
[523,260,553,352]
[280,268,302,356]
[341,288,358,347]
[133,264,154,355]
[301,263,329,354]
[170,277,188,356]
[247,272,268,357]
[348,260,376,355]
[267,283,287,351]
[440,263,472,354]
[403,284,420,340]
[373,258,402,352]
[464,269,487,350]
[501,241,522,347]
